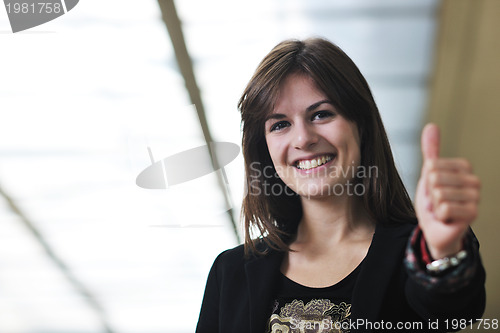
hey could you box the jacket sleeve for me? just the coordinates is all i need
[404,227,486,331]
[196,251,226,333]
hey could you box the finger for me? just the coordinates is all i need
[428,171,481,188]
[427,158,473,174]
[431,187,480,207]
[434,201,478,223]
[421,123,440,161]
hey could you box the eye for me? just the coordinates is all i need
[311,110,335,121]
[270,120,290,132]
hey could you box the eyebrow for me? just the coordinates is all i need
[265,99,333,122]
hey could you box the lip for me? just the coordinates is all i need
[291,153,336,167]
[294,154,336,174]
[291,153,337,174]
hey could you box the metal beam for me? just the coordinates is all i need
[156,0,240,242]
[0,184,115,333]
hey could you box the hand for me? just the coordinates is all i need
[415,124,481,259]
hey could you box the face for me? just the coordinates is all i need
[264,74,362,199]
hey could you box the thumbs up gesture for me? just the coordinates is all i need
[415,124,481,260]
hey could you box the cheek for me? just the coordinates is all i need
[337,123,361,156]
[265,137,286,165]
[346,137,361,163]
[265,137,294,184]
[349,141,362,171]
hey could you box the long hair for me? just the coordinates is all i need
[238,38,416,255]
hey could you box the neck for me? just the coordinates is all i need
[294,193,374,248]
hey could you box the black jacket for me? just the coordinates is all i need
[196,222,485,332]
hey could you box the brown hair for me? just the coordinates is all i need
[238,38,416,255]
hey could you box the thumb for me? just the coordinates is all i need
[421,123,440,161]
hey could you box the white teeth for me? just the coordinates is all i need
[296,155,333,170]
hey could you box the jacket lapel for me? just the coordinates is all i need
[350,223,414,332]
[245,248,284,333]
[242,223,415,333]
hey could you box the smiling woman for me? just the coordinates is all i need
[239,38,415,253]
[265,74,362,200]
[196,38,485,333]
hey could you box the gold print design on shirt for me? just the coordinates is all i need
[267,299,351,333]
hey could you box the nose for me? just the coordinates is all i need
[292,122,318,150]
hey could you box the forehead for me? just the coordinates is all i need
[272,74,327,114]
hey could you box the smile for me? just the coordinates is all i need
[295,154,335,170]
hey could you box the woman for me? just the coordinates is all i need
[196,38,485,333]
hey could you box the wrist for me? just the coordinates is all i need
[428,241,463,260]
[426,249,468,275]
[405,226,480,291]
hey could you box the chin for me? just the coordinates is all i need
[292,181,336,198]
[293,178,363,199]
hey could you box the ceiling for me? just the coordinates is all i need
[0,0,438,332]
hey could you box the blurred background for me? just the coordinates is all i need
[0,0,498,332]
